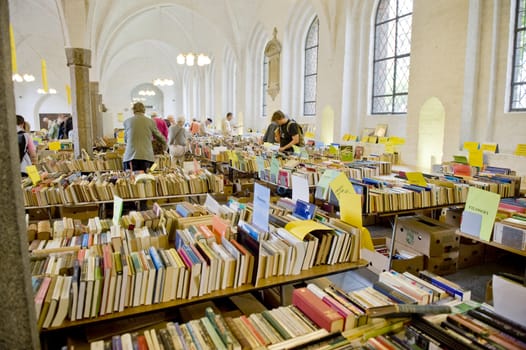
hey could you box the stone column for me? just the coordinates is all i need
[66,48,93,158]
[90,81,103,139]
[0,0,40,348]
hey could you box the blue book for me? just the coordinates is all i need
[238,220,261,242]
[149,247,164,270]
[81,233,89,248]
[181,245,200,265]
[293,199,317,220]
[419,270,471,301]
[402,184,431,192]
[176,204,190,217]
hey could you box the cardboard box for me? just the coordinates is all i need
[443,207,463,227]
[458,240,485,269]
[60,204,99,223]
[396,215,459,257]
[361,237,424,274]
[425,251,458,276]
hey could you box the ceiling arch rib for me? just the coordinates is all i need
[100,39,183,93]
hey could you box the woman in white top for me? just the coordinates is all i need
[168,115,187,166]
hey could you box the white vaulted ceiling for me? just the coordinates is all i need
[8,0,266,116]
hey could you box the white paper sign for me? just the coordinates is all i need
[291,174,309,203]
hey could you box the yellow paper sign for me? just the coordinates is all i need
[463,141,479,151]
[26,165,41,186]
[117,113,124,122]
[347,135,358,141]
[329,172,355,201]
[515,144,526,156]
[285,220,332,241]
[340,193,363,228]
[389,136,406,145]
[360,227,374,251]
[117,137,124,144]
[305,131,315,139]
[480,143,498,153]
[361,136,369,143]
[378,137,388,144]
[468,149,484,167]
[406,172,427,187]
[48,141,61,151]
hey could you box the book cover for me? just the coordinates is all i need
[292,288,344,333]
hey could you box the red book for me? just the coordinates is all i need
[499,202,526,213]
[137,334,148,350]
[239,315,268,346]
[292,288,344,332]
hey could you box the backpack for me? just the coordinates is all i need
[286,120,305,147]
[18,130,27,161]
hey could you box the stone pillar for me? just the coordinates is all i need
[90,81,103,139]
[66,48,93,158]
[0,0,41,348]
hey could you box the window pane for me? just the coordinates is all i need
[393,94,408,113]
[372,96,393,114]
[372,0,412,114]
[395,56,410,93]
[373,59,395,96]
[511,0,526,111]
[512,84,526,109]
[377,0,397,23]
[519,5,526,29]
[375,22,396,59]
[397,15,412,55]
[305,47,318,75]
[398,0,413,16]
[304,75,317,102]
[304,102,316,116]
[306,19,319,48]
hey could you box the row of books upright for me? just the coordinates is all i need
[30,211,363,329]
[39,155,123,173]
[22,169,224,207]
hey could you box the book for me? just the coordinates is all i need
[51,275,72,327]
[292,288,344,333]
[42,275,64,328]
[366,303,452,318]
[419,270,471,301]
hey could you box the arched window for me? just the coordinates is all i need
[262,54,269,117]
[511,0,526,111]
[304,17,319,116]
[371,0,413,114]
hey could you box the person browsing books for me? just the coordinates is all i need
[17,114,37,177]
[221,112,239,137]
[168,115,188,166]
[262,121,279,144]
[199,118,214,136]
[271,110,300,153]
[122,102,166,172]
